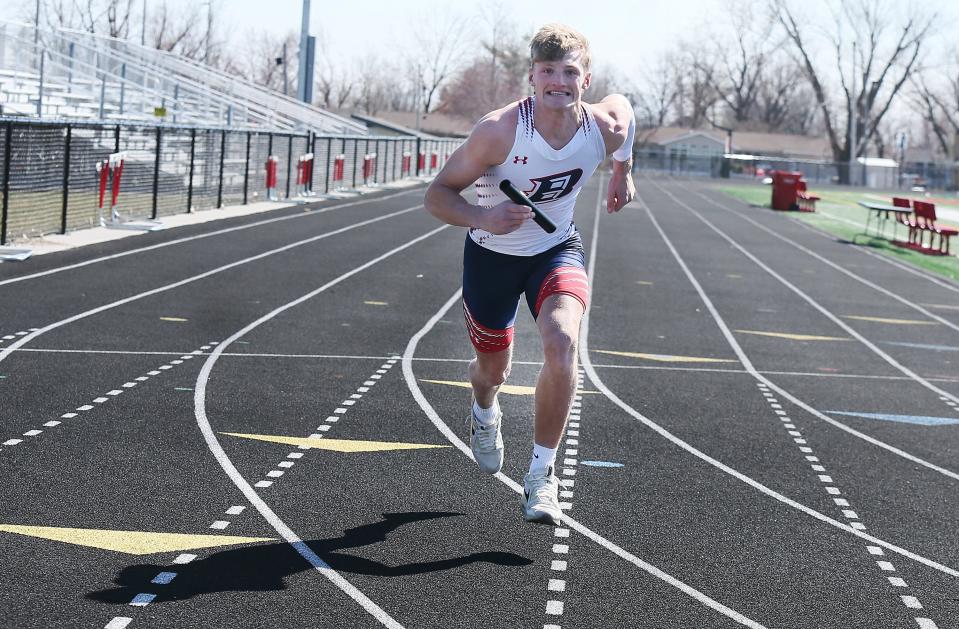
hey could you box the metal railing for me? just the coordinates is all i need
[0,118,461,245]
[0,20,367,133]
[635,149,959,191]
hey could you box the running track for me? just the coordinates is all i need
[0,174,957,629]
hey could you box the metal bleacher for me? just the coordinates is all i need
[0,20,367,134]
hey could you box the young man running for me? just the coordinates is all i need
[425,24,635,525]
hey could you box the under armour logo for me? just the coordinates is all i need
[513,155,528,164]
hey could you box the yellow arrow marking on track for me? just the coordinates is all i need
[0,525,273,555]
[735,330,850,341]
[222,433,450,452]
[843,315,938,325]
[420,380,601,395]
[726,274,743,279]
[636,281,654,286]
[364,301,389,306]
[159,317,188,322]
[594,350,737,363]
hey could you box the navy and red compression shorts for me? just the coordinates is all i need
[462,232,590,353]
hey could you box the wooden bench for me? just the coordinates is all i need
[910,200,958,255]
[796,180,819,212]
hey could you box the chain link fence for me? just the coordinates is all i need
[0,118,460,245]
[635,149,959,191]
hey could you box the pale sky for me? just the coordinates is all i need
[2,0,954,94]
[0,0,724,80]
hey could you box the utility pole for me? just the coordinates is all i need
[296,0,313,103]
[34,0,40,44]
[141,0,146,46]
[849,40,858,187]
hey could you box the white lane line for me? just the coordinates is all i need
[583,191,959,577]
[0,203,424,366]
[0,187,422,287]
[209,521,230,530]
[192,226,450,629]
[696,189,959,416]
[640,186,959,482]
[0,341,214,458]
[103,618,132,629]
[172,554,196,564]
[757,390,938,624]
[402,290,768,629]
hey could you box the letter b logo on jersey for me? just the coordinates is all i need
[525,168,583,203]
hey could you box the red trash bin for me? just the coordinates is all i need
[770,170,802,211]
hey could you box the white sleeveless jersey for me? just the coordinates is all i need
[470,96,606,256]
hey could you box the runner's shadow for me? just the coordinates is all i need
[87,512,531,604]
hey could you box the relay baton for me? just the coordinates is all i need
[499,180,557,234]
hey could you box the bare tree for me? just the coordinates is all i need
[708,0,777,125]
[313,29,355,110]
[405,10,474,113]
[39,0,134,38]
[910,52,959,160]
[774,0,937,182]
[353,53,401,116]
[636,53,679,128]
[753,57,819,133]
[673,42,719,128]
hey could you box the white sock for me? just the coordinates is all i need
[528,443,557,475]
[472,398,500,426]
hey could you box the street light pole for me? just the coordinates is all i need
[296,0,311,103]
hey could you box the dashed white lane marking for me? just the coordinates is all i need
[542,372,585,629]
[103,617,132,629]
[116,348,396,624]
[404,290,768,629]
[0,341,216,456]
[625,200,959,576]
[150,572,177,585]
[185,223,447,624]
[756,383,940,627]
[128,593,155,606]
[642,186,959,482]
[0,204,425,367]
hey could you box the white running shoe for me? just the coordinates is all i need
[522,466,562,525]
[468,407,504,474]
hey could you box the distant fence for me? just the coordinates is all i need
[634,149,959,191]
[0,118,461,245]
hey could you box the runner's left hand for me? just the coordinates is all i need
[607,167,635,213]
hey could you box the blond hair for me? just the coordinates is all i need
[529,24,591,70]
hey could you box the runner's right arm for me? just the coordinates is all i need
[425,111,533,235]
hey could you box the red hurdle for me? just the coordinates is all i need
[362,153,378,186]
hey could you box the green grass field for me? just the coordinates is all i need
[717,182,959,283]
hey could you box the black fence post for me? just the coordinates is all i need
[286,134,293,198]
[352,138,358,188]
[186,128,196,213]
[415,137,422,176]
[60,125,72,234]
[1,122,12,246]
[243,131,251,205]
[309,131,316,193]
[364,138,370,184]
[217,129,226,208]
[151,127,161,220]
[324,136,332,194]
